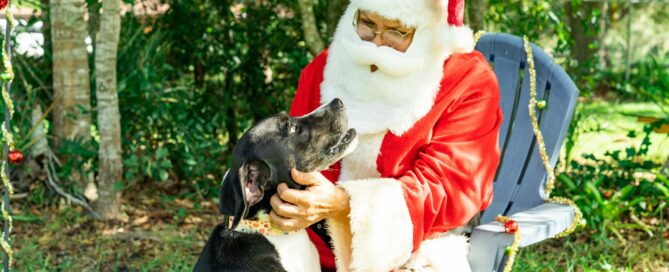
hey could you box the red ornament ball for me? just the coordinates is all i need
[8,150,23,165]
[0,0,8,10]
[504,220,518,234]
[603,190,612,199]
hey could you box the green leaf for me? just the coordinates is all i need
[156,147,169,159]
[585,181,603,204]
[185,159,197,166]
[177,207,186,219]
[158,169,169,181]
[653,183,669,197]
[617,184,635,200]
[160,159,173,169]
[124,155,139,168]
[558,173,577,190]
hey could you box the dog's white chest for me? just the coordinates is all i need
[265,229,320,272]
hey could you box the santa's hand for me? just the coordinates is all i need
[269,169,350,232]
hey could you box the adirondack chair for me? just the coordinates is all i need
[466,33,580,271]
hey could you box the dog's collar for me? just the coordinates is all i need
[235,212,292,236]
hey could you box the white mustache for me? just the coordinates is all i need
[339,37,424,77]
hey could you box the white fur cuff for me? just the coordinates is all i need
[402,234,471,272]
[327,178,414,272]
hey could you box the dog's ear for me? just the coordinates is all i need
[219,169,239,216]
[219,160,273,229]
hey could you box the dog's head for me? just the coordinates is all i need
[220,98,357,229]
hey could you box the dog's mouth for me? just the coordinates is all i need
[244,180,264,208]
[326,128,358,157]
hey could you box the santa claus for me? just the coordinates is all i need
[269,0,503,271]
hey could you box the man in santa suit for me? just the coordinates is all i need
[268,0,502,271]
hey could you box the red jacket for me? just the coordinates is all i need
[290,50,502,271]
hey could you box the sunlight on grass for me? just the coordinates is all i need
[516,233,668,271]
[570,101,669,162]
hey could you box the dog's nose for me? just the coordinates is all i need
[331,98,344,110]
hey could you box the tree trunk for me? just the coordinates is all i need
[296,0,324,56]
[466,0,486,32]
[50,0,93,191]
[325,0,347,42]
[50,0,92,148]
[94,0,123,220]
[564,1,602,76]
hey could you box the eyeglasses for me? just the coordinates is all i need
[352,11,414,49]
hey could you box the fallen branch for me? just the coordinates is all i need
[44,156,101,219]
[9,193,26,200]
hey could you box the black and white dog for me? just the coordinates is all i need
[194,98,358,272]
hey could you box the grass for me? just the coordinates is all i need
[569,100,669,162]
[516,232,669,271]
[13,190,217,271]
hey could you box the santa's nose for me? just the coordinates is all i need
[372,34,384,47]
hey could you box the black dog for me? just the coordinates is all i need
[194,98,357,272]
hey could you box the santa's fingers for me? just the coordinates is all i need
[270,194,308,218]
[269,210,307,232]
[277,183,312,206]
[291,168,329,186]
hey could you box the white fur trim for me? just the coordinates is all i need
[350,0,448,28]
[339,131,385,181]
[438,25,475,55]
[401,234,471,272]
[328,178,414,272]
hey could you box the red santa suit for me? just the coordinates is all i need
[290,0,502,271]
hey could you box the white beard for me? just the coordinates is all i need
[320,7,452,136]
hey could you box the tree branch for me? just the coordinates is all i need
[297,0,324,56]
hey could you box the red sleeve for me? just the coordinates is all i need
[399,71,502,250]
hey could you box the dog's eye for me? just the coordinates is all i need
[288,123,298,134]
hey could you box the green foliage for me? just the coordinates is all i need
[486,1,572,56]
[556,125,667,240]
[116,14,226,191]
[114,1,310,196]
[626,53,669,115]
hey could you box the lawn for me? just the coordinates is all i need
[570,100,669,162]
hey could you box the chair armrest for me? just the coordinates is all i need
[468,203,576,272]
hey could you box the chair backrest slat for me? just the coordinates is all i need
[474,34,579,224]
[488,35,524,153]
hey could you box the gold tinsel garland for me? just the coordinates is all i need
[0,2,15,268]
[474,31,583,272]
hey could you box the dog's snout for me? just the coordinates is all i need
[331,98,344,110]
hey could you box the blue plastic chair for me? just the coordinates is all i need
[466,33,580,271]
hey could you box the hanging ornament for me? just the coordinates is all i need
[7,150,22,165]
[495,215,522,272]
[504,220,519,234]
[0,0,7,10]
